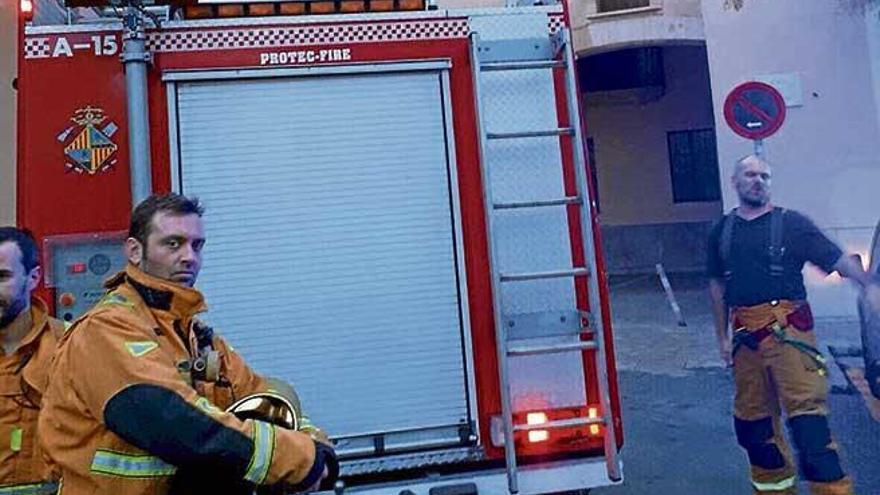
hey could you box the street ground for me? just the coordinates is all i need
[593,273,880,495]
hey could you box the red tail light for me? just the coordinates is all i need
[20,0,34,21]
[526,412,549,443]
[491,405,606,456]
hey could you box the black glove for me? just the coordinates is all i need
[285,440,339,493]
[318,441,340,491]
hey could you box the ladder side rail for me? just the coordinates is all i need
[469,32,520,495]
[559,28,622,483]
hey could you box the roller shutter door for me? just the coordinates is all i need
[173,69,469,444]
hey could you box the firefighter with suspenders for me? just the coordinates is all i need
[0,227,65,495]
[708,155,880,495]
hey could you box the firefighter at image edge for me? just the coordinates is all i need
[708,155,880,495]
[0,227,66,495]
[37,193,338,495]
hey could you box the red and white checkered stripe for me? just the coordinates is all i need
[24,37,51,59]
[147,19,469,53]
[24,14,563,59]
[548,13,563,34]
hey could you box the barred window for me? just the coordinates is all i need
[667,129,721,203]
[597,0,651,13]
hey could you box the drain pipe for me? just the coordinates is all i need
[121,3,152,206]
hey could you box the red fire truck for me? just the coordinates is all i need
[17,1,623,493]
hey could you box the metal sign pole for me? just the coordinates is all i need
[121,2,153,206]
[754,138,764,158]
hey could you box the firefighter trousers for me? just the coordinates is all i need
[732,325,852,495]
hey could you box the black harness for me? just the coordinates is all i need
[722,207,826,371]
[719,206,786,292]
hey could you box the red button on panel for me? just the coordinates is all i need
[59,293,76,307]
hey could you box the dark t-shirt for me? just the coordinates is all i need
[706,209,843,306]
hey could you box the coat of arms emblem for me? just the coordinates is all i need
[57,106,119,175]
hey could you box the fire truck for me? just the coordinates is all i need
[16,0,623,493]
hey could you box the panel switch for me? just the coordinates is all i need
[59,292,76,307]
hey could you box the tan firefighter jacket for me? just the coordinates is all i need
[1,297,64,495]
[38,265,331,495]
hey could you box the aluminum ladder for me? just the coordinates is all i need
[469,28,622,494]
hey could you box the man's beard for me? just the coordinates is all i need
[740,195,768,207]
[0,293,28,328]
[739,185,769,208]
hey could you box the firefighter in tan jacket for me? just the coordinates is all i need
[38,194,336,495]
[1,227,64,495]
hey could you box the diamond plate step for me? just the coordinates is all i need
[341,447,487,477]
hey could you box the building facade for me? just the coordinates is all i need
[572,0,880,317]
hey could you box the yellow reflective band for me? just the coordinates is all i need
[124,341,158,357]
[90,450,177,478]
[0,482,59,495]
[244,420,276,485]
[10,427,22,452]
[298,415,319,433]
[101,293,134,308]
[752,475,797,492]
[194,397,223,416]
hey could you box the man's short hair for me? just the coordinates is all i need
[0,226,40,273]
[129,193,204,245]
[733,154,769,176]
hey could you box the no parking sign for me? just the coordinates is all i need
[723,81,786,141]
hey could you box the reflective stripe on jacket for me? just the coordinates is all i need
[0,481,58,495]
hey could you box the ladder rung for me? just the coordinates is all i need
[508,326,594,342]
[487,128,574,140]
[480,60,566,71]
[514,416,605,432]
[507,340,597,357]
[494,196,582,210]
[500,267,590,282]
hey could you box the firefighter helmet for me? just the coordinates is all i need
[226,389,300,431]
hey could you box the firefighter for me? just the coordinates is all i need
[38,193,337,495]
[708,155,880,495]
[0,227,64,495]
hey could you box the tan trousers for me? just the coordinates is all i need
[732,303,852,495]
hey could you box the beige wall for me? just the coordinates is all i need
[869,1,880,145]
[435,0,503,8]
[572,0,704,55]
[0,1,16,225]
[573,0,702,19]
[583,45,721,226]
[701,0,880,317]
